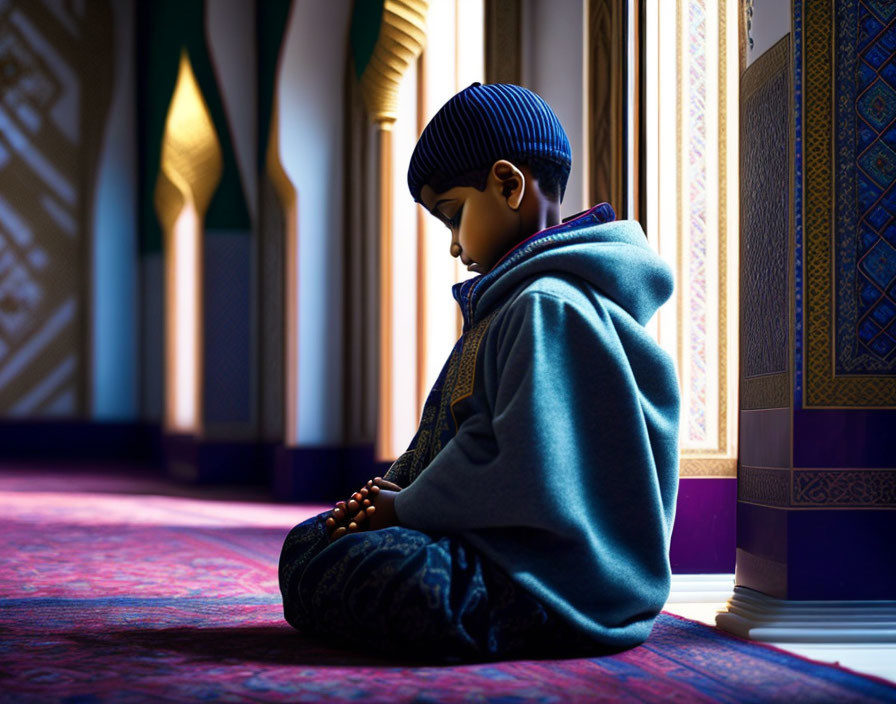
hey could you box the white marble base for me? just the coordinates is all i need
[715,586,896,643]
[667,574,736,603]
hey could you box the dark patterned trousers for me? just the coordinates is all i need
[278,510,603,663]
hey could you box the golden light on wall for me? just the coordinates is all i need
[154,51,223,434]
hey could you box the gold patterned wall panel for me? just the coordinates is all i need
[0,0,112,417]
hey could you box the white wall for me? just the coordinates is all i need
[91,0,138,420]
[520,0,587,218]
[746,0,791,67]
[277,0,351,444]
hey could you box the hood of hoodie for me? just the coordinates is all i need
[451,203,674,330]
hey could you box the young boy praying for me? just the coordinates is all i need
[279,82,680,662]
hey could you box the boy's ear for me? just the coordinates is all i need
[489,160,525,210]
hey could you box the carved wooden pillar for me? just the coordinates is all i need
[485,0,521,85]
[586,0,643,222]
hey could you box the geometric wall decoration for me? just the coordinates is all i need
[804,0,896,406]
[0,0,112,417]
[736,0,896,513]
[835,0,896,373]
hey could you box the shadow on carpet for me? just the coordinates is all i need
[4,601,895,703]
[1,468,894,702]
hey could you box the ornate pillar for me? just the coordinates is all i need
[350,0,429,463]
[718,0,896,641]
[141,0,256,483]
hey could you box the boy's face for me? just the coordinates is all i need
[419,160,526,274]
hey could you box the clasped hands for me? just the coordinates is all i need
[325,476,402,543]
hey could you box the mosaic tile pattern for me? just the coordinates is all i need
[804,0,896,404]
[834,0,896,372]
[853,2,896,364]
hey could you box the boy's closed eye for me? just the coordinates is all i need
[444,204,463,230]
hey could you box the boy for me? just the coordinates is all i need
[279,83,679,662]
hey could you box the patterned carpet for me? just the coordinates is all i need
[1,467,894,703]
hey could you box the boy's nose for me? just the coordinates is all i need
[450,242,462,258]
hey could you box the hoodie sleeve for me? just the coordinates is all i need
[393,289,676,548]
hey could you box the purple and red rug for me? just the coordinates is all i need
[1,467,894,703]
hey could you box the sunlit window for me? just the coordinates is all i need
[645,0,739,475]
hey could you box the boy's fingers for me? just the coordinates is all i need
[366,505,376,516]
[325,517,336,530]
[332,507,344,520]
[331,526,347,541]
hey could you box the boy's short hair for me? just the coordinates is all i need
[408,83,572,204]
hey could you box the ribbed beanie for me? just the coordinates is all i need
[407,82,572,203]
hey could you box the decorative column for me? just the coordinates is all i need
[154,49,223,450]
[350,0,429,463]
[717,0,896,641]
[141,0,255,483]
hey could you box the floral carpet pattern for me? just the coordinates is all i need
[1,467,894,703]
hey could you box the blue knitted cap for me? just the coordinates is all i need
[407,82,572,204]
